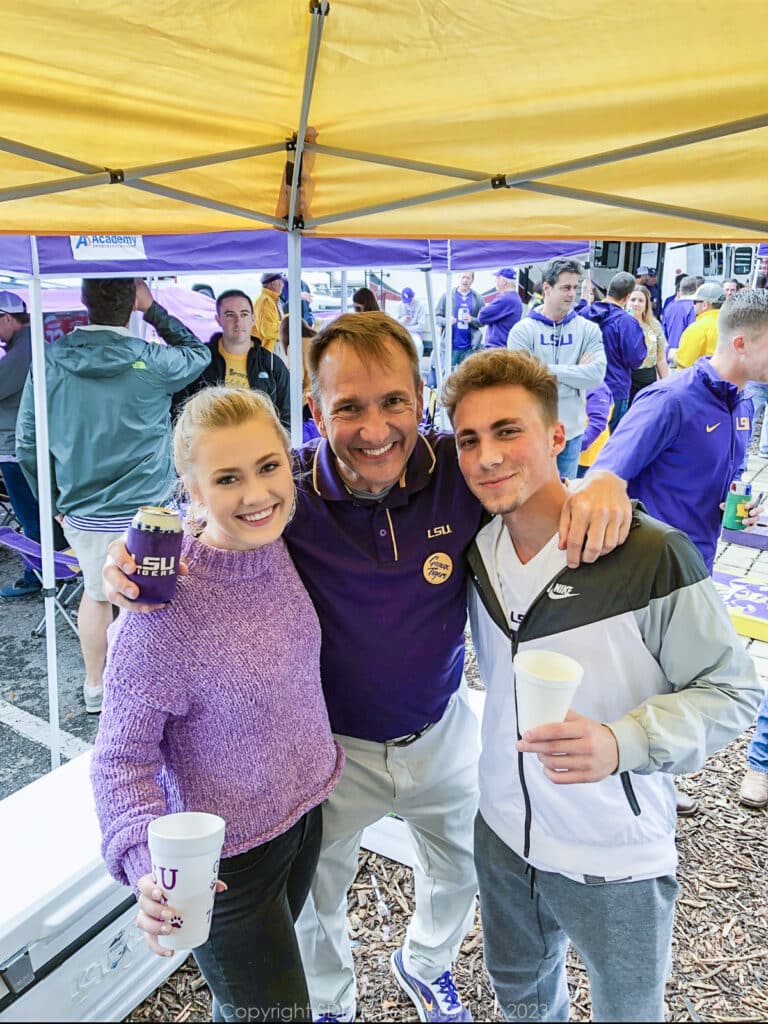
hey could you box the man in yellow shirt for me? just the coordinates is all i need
[674,283,725,368]
[171,289,290,427]
[254,271,284,353]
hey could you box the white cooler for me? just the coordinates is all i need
[0,752,184,1021]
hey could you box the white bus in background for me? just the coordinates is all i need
[587,241,759,300]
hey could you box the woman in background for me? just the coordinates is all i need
[351,286,380,312]
[628,284,669,404]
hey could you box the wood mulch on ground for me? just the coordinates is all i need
[127,637,767,1022]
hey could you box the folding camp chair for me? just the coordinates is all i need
[0,526,83,638]
[0,478,21,529]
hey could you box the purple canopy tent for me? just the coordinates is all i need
[0,234,433,276]
[0,233,587,276]
[428,238,588,271]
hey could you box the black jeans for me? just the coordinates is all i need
[193,806,322,1023]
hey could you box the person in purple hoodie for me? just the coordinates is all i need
[662,275,697,352]
[592,290,768,817]
[477,267,523,348]
[581,272,647,433]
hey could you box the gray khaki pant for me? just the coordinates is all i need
[296,693,480,1018]
[474,813,676,1023]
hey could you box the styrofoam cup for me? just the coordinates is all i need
[147,812,226,950]
[513,650,584,735]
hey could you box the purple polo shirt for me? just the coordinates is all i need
[286,431,483,741]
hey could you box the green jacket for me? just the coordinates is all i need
[16,302,210,518]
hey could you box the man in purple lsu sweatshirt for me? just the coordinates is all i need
[104,311,632,1023]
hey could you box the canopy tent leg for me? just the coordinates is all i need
[287,230,304,449]
[423,266,440,410]
[27,237,62,770]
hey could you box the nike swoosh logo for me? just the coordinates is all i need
[547,591,579,600]
[706,423,721,433]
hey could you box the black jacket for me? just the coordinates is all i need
[173,334,291,428]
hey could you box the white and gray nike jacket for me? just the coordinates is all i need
[467,508,761,881]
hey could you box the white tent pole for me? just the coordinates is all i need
[340,270,348,312]
[423,266,439,389]
[287,229,304,448]
[441,245,453,389]
[28,236,61,771]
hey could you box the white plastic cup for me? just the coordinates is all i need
[513,649,584,735]
[147,812,226,950]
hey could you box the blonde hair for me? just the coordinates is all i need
[630,284,664,337]
[173,387,290,482]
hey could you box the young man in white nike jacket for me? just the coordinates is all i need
[441,348,761,1023]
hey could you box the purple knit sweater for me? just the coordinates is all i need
[91,533,344,889]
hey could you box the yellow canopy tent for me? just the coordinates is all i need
[1,0,767,241]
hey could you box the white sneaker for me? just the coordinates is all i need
[83,681,103,714]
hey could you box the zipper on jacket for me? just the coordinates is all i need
[519,562,647,825]
[509,630,534,859]
[512,565,574,858]
[468,549,534,859]
[620,771,641,816]
[470,518,647,858]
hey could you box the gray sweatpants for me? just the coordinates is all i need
[474,813,677,1023]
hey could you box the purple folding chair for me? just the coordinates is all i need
[0,526,83,637]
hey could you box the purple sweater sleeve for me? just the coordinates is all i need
[91,615,191,890]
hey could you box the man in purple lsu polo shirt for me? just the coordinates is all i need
[104,312,631,1023]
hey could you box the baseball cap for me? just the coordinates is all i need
[260,271,284,286]
[495,267,516,280]
[635,266,651,276]
[694,283,725,303]
[401,287,415,303]
[0,290,27,315]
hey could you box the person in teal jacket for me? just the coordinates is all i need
[16,278,209,714]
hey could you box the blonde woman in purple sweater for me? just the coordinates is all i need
[91,387,344,1023]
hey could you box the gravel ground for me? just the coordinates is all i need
[126,639,767,1024]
